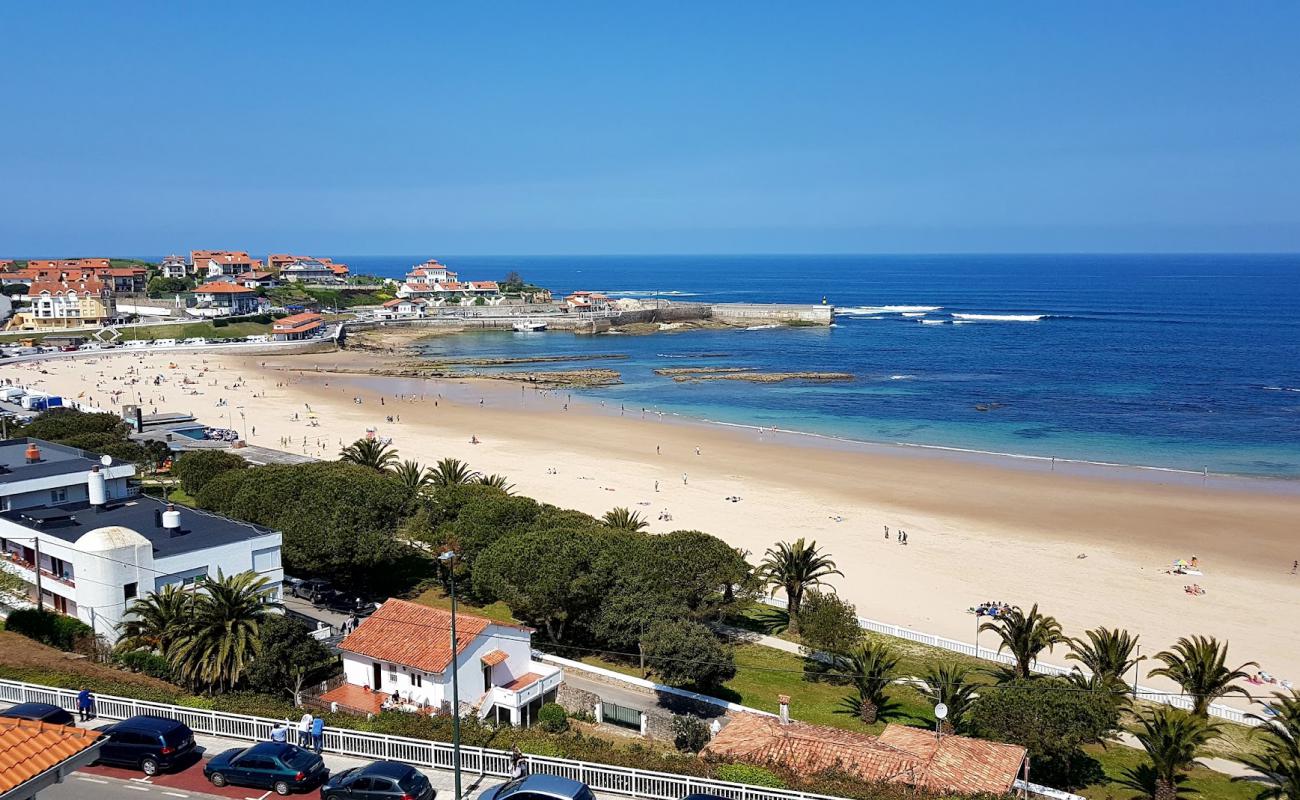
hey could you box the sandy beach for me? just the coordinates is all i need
[9,347,1300,703]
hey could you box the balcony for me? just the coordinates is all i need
[487,663,563,710]
[1,553,75,589]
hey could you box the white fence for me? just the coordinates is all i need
[0,678,1075,800]
[759,598,1255,726]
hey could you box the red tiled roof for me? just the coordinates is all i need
[480,649,509,667]
[196,282,255,294]
[29,279,109,296]
[244,271,274,281]
[703,715,1024,797]
[273,312,323,332]
[0,718,103,794]
[382,298,404,308]
[340,598,529,673]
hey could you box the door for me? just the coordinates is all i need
[372,661,382,690]
[234,756,272,787]
[483,664,493,690]
[351,777,375,798]
[108,730,147,766]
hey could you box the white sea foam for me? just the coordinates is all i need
[900,312,927,318]
[1262,386,1300,393]
[951,313,1046,322]
[889,374,916,380]
[835,305,942,315]
[605,290,700,297]
[919,319,947,325]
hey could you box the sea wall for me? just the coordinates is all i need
[709,303,833,324]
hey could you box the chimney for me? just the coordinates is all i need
[778,694,791,725]
[88,465,108,508]
[25,443,41,463]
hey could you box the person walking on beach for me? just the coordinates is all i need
[884,525,889,540]
[654,480,659,492]
[682,472,688,486]
[1293,560,1298,574]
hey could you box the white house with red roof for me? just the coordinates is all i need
[376,297,430,319]
[192,250,262,278]
[191,281,263,316]
[322,598,562,726]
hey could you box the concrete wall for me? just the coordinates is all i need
[710,303,833,324]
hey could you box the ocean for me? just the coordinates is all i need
[341,254,1300,478]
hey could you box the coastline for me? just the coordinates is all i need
[8,348,1300,703]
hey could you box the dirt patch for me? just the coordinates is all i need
[0,630,176,692]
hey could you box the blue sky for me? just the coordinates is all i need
[3,2,1298,255]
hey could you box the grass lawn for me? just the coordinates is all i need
[410,585,517,625]
[123,320,272,340]
[1079,743,1258,800]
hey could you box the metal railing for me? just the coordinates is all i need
[760,598,1256,725]
[0,678,1076,800]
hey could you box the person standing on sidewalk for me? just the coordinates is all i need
[311,715,324,753]
[76,688,94,722]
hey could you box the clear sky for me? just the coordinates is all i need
[3,2,1299,255]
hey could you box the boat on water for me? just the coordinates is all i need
[512,320,548,332]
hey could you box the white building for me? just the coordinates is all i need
[279,259,343,285]
[191,250,260,279]
[0,439,283,642]
[159,255,190,279]
[322,598,562,726]
[375,298,429,319]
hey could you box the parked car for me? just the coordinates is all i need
[291,578,335,603]
[204,741,329,795]
[478,775,596,800]
[93,715,196,775]
[0,701,75,726]
[323,761,435,800]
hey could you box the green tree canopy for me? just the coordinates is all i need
[641,619,736,690]
[795,589,863,658]
[759,538,842,630]
[967,677,1119,789]
[172,449,247,495]
[244,615,338,702]
[18,409,127,441]
[472,527,607,642]
[196,461,417,589]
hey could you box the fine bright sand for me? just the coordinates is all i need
[10,348,1300,705]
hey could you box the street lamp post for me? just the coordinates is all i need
[439,551,462,800]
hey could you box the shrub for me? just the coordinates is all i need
[715,764,786,788]
[538,702,569,733]
[5,608,94,651]
[796,590,863,659]
[172,449,247,494]
[213,317,229,327]
[671,715,710,752]
[641,620,736,689]
[115,650,173,681]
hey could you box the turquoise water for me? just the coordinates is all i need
[344,254,1300,477]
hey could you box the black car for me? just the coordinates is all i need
[94,715,197,775]
[291,578,334,602]
[204,741,329,795]
[323,761,434,800]
[1,702,75,726]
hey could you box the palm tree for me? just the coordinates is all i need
[339,438,399,471]
[429,457,479,487]
[918,662,980,733]
[602,507,649,532]
[1067,626,1144,694]
[117,584,193,655]
[836,641,900,725]
[759,538,843,631]
[1233,689,1300,799]
[1148,635,1257,716]
[979,603,1066,680]
[1123,706,1221,800]
[168,571,278,692]
[391,460,432,494]
[475,473,515,493]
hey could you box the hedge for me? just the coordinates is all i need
[4,609,94,651]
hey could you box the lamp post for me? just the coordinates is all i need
[439,551,462,800]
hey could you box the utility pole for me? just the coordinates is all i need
[440,551,462,800]
[33,538,43,610]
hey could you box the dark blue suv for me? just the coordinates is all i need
[94,715,197,775]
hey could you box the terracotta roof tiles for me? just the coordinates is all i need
[0,717,103,794]
[339,598,530,674]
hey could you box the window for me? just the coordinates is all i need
[412,673,422,688]
[50,488,67,503]
[123,582,137,602]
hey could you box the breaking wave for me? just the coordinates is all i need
[951,313,1047,322]
[836,305,942,316]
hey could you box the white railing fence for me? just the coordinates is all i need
[0,678,1075,800]
[759,598,1255,726]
